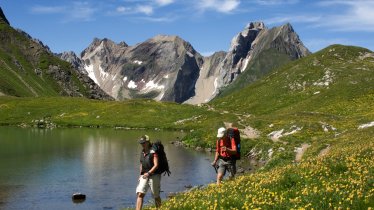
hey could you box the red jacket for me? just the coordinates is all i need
[216,136,237,158]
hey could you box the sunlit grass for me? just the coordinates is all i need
[156,128,373,209]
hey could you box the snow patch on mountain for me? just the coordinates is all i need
[187,51,194,57]
[128,80,137,89]
[241,56,251,72]
[85,64,98,84]
[133,60,143,65]
[212,77,219,98]
[99,66,109,81]
[144,80,165,91]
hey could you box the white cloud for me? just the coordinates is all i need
[139,16,178,22]
[31,6,66,14]
[254,0,299,5]
[263,1,374,32]
[315,0,374,32]
[31,2,96,22]
[136,5,154,15]
[68,2,96,22]
[265,15,321,25]
[116,6,131,13]
[155,0,174,6]
[197,0,240,13]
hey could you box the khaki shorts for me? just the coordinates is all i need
[136,174,161,198]
[217,158,236,178]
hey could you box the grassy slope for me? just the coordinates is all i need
[157,45,374,209]
[162,129,373,209]
[0,22,89,97]
[0,96,230,148]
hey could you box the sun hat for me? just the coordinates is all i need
[139,135,150,144]
[217,127,226,138]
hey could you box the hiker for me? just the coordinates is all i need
[136,135,162,210]
[211,127,237,185]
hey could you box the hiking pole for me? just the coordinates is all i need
[212,164,218,174]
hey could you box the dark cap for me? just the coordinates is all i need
[138,135,150,144]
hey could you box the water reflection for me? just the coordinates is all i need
[0,127,216,209]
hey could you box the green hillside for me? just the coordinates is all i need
[214,45,373,116]
[157,45,374,209]
[218,43,292,98]
[210,44,374,164]
[0,19,92,97]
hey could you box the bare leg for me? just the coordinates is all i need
[155,196,161,208]
[136,193,145,210]
[217,173,224,185]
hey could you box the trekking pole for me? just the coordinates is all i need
[212,164,218,174]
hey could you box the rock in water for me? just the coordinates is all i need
[72,193,86,203]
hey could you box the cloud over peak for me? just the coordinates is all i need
[197,0,240,13]
[31,2,96,22]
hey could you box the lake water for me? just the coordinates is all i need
[0,127,216,210]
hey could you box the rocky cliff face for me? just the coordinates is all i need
[187,22,310,103]
[57,51,85,72]
[187,22,266,104]
[184,51,226,104]
[61,22,310,103]
[75,35,203,102]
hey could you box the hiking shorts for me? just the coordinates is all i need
[136,174,161,198]
[217,158,236,178]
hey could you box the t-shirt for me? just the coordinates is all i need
[216,136,237,158]
[140,150,158,174]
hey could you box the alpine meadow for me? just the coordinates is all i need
[0,3,373,210]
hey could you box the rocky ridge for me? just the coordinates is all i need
[60,22,310,103]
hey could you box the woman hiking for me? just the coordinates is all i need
[136,135,162,210]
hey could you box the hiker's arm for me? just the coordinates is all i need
[147,154,159,176]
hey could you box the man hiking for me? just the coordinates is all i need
[211,127,238,185]
[136,135,162,210]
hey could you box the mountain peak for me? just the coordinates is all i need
[150,35,184,43]
[246,22,265,30]
[0,7,10,25]
[280,22,294,32]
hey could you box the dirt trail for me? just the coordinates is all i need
[223,112,260,139]
[224,122,233,128]
[318,145,331,157]
[241,125,260,139]
[295,143,311,162]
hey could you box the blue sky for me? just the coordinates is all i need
[2,0,374,56]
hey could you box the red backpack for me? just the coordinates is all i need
[227,128,241,160]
